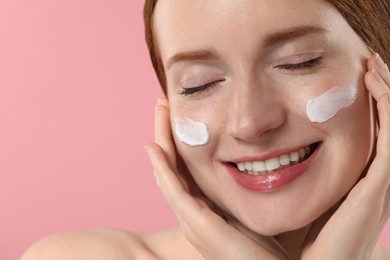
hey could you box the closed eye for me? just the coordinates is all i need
[178,80,224,96]
[275,56,322,70]
[178,57,322,96]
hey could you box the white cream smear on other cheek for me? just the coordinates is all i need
[174,118,209,146]
[306,85,357,123]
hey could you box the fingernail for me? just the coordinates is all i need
[157,97,169,108]
[375,53,388,70]
[372,69,384,83]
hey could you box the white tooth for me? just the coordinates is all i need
[251,171,260,176]
[237,163,245,172]
[299,149,305,158]
[305,146,311,154]
[290,152,299,162]
[253,161,266,172]
[245,162,253,171]
[279,155,290,166]
[265,158,281,171]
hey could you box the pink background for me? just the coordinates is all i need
[0,1,389,259]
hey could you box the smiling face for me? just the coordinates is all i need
[154,0,374,235]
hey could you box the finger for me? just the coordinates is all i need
[365,69,390,101]
[358,97,390,208]
[373,94,390,162]
[319,96,390,258]
[145,143,228,245]
[145,144,285,260]
[364,53,390,187]
[145,143,197,215]
[157,96,169,107]
[305,72,390,258]
[305,174,388,259]
[364,60,390,189]
[154,98,177,167]
[367,53,390,87]
[361,93,390,199]
[365,54,390,101]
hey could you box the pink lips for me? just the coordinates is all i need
[226,143,321,192]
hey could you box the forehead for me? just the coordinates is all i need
[153,0,344,62]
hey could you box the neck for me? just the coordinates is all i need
[219,199,341,259]
[274,225,311,260]
[274,203,340,259]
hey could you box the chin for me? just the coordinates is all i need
[239,211,315,236]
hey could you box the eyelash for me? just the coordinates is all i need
[275,56,323,70]
[179,56,322,96]
[179,80,223,96]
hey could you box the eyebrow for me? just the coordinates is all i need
[166,49,218,71]
[263,25,327,47]
[165,25,327,71]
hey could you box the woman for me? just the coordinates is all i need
[23,0,390,259]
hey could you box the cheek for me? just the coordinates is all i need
[306,85,357,123]
[303,80,373,178]
[170,104,224,172]
[173,118,209,146]
[335,83,373,160]
[283,72,373,172]
[300,72,371,132]
[284,75,364,127]
[279,55,365,123]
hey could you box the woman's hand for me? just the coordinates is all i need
[145,52,390,260]
[145,99,287,260]
[302,53,390,260]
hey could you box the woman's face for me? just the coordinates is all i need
[154,0,373,235]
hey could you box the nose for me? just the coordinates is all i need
[226,77,286,143]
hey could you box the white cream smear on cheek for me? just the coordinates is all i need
[306,85,357,123]
[173,118,209,146]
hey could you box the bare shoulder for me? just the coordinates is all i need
[21,228,158,260]
[21,227,203,260]
[137,227,203,260]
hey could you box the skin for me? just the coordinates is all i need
[22,0,390,259]
[156,0,373,239]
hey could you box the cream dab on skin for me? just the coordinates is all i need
[306,85,357,123]
[174,118,209,146]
